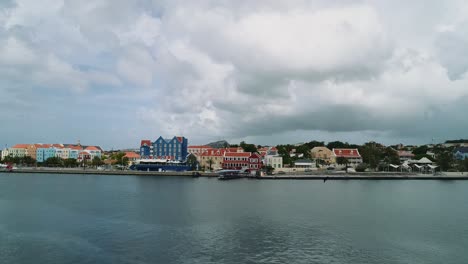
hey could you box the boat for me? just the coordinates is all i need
[0,163,14,172]
[129,159,191,172]
[217,170,247,180]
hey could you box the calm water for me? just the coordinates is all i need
[1,173,467,264]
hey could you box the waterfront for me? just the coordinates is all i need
[1,173,468,264]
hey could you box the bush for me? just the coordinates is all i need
[356,163,368,172]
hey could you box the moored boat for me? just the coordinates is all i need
[129,159,191,172]
[217,170,247,180]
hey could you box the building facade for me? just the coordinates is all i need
[332,148,363,167]
[310,147,333,164]
[454,147,468,160]
[264,155,283,169]
[140,136,188,161]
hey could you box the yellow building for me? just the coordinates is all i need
[310,147,333,164]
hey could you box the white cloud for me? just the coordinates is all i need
[2,0,468,147]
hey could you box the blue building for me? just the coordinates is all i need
[454,147,468,160]
[140,136,188,161]
[36,148,57,162]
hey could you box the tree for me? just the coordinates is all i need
[44,157,63,167]
[63,158,78,168]
[359,142,384,170]
[92,156,104,167]
[240,141,257,153]
[305,140,325,149]
[207,158,213,171]
[436,151,454,171]
[383,147,400,165]
[336,157,349,173]
[187,154,198,170]
[264,165,274,175]
[327,141,349,150]
[412,145,429,156]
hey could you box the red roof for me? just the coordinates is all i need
[176,136,184,143]
[79,151,89,155]
[200,149,226,157]
[397,151,414,157]
[85,146,100,151]
[141,140,152,147]
[68,145,83,150]
[125,152,140,159]
[333,148,361,158]
[12,144,29,149]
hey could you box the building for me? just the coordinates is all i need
[140,140,152,159]
[397,151,415,162]
[264,155,283,170]
[140,136,188,161]
[332,148,363,167]
[36,147,57,162]
[1,144,28,159]
[258,146,278,156]
[454,147,468,160]
[199,148,226,170]
[248,153,263,172]
[222,152,253,170]
[294,159,314,169]
[188,145,213,156]
[310,147,333,164]
[222,152,263,173]
[124,152,141,162]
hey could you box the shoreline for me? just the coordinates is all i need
[1,168,468,180]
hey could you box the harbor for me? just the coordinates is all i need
[2,168,468,180]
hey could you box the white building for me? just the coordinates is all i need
[264,155,283,170]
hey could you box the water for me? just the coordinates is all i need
[1,173,467,264]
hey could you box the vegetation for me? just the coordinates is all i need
[187,154,198,170]
[240,141,257,153]
[2,156,36,166]
[91,156,104,167]
[355,163,368,172]
[63,158,78,167]
[43,157,63,167]
[445,139,468,144]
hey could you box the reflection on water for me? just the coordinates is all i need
[1,174,468,264]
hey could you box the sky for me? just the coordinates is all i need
[1,0,468,149]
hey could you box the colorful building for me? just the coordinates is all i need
[310,147,333,164]
[332,148,363,167]
[140,136,188,161]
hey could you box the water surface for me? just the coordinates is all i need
[1,173,467,264]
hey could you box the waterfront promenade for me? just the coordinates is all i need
[1,168,468,180]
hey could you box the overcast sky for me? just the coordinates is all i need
[1,0,468,149]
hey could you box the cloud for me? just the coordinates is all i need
[1,0,468,148]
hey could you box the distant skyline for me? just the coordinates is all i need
[1,0,468,149]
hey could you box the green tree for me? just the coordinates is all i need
[412,145,428,156]
[207,158,213,171]
[359,142,384,170]
[22,156,36,166]
[91,156,104,167]
[44,157,63,167]
[436,151,454,171]
[336,157,349,173]
[326,141,349,150]
[63,158,78,168]
[187,154,198,170]
[240,141,257,153]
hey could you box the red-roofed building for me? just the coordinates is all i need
[332,148,362,167]
[188,145,213,156]
[222,152,263,172]
[124,152,140,162]
[199,148,226,170]
[397,151,415,162]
